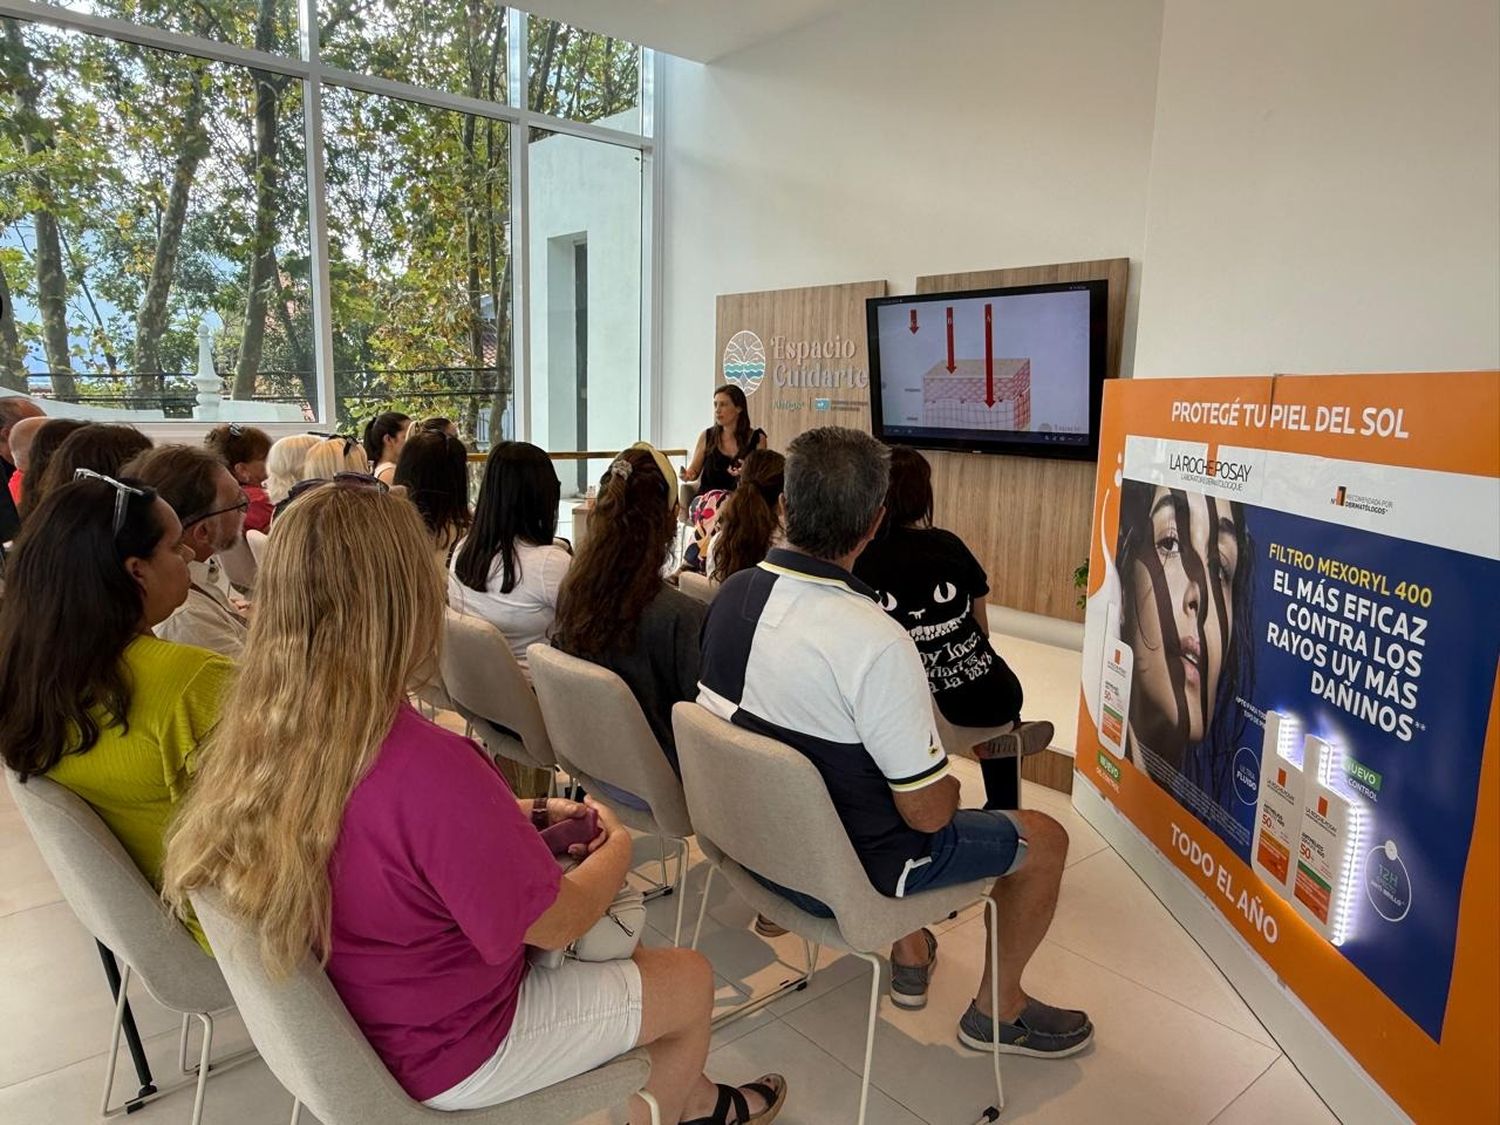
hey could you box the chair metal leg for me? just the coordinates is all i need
[189,1012,214,1125]
[178,1012,193,1074]
[671,838,689,947]
[981,895,1005,1116]
[690,865,716,950]
[853,950,883,1125]
[289,1098,303,1124]
[639,1087,663,1125]
[96,944,154,1109]
[99,961,133,1117]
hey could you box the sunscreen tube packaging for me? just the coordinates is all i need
[1293,736,1366,946]
[1251,711,1304,895]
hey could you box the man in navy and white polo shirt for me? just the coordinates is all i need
[698,426,1092,1059]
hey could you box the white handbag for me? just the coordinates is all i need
[529,859,646,969]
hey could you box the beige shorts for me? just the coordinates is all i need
[423,957,644,1111]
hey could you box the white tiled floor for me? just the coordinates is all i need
[0,750,1341,1125]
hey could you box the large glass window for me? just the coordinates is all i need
[323,85,513,445]
[0,16,311,420]
[0,5,651,449]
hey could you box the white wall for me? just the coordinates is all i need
[658,0,1166,449]
[1132,0,1500,378]
[528,115,644,472]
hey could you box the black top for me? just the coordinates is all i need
[571,584,706,773]
[854,526,1022,728]
[699,427,766,494]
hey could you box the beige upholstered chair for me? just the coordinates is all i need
[5,772,258,1125]
[527,643,693,942]
[673,702,1005,1125]
[217,534,258,592]
[190,888,659,1125]
[441,609,556,796]
[678,570,717,604]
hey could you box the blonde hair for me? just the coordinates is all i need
[303,437,371,481]
[162,486,444,975]
[265,434,321,504]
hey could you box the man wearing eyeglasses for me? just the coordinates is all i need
[122,445,250,658]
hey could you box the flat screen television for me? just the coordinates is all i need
[866,279,1108,460]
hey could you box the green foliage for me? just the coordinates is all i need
[0,5,639,446]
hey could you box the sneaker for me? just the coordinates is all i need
[753,914,788,938]
[974,720,1054,761]
[889,928,938,1009]
[957,998,1093,1057]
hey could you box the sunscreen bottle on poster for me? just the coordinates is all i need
[1293,737,1366,946]
[1251,711,1304,896]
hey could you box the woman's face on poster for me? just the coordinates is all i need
[1124,487,1242,759]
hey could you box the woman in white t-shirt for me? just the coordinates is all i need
[449,442,570,677]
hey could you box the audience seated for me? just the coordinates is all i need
[0,472,227,951]
[552,444,704,774]
[708,449,786,585]
[0,398,43,543]
[450,441,569,677]
[123,445,250,658]
[853,446,1053,810]
[698,426,1092,1057]
[15,417,88,520]
[362,411,412,485]
[161,482,783,1124]
[420,416,460,437]
[204,423,273,534]
[265,433,321,506]
[394,429,472,565]
[26,423,152,522]
[5,412,48,511]
[304,434,372,480]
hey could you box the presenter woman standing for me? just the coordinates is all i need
[680,386,767,495]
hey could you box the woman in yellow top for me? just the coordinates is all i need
[0,471,232,951]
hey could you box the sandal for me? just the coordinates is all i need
[681,1074,787,1124]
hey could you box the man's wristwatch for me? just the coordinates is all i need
[531,796,550,830]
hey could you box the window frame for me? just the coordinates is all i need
[0,0,661,447]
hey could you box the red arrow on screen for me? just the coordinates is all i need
[984,303,995,406]
[909,309,919,334]
[945,307,956,372]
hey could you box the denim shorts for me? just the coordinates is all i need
[750,809,1028,917]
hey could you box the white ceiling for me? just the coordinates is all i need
[518,0,864,62]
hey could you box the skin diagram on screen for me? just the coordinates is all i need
[875,288,1093,449]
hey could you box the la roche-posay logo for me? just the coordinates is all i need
[722,330,766,395]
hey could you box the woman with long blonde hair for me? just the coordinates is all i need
[162,483,784,1124]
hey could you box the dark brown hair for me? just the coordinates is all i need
[712,384,753,456]
[17,417,88,517]
[30,424,153,518]
[0,476,168,779]
[204,424,271,471]
[551,448,675,658]
[393,430,471,544]
[883,445,934,529]
[711,448,785,584]
[454,441,560,595]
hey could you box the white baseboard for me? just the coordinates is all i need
[1071,777,1411,1125]
[987,605,1084,651]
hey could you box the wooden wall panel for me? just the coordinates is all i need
[714,280,887,454]
[916,258,1129,623]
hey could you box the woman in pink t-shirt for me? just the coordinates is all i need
[164,482,786,1125]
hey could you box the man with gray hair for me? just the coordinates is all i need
[697,426,1091,1057]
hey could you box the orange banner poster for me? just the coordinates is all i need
[1075,372,1499,1123]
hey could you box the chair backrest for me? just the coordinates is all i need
[678,571,717,605]
[528,644,693,838]
[5,771,231,1015]
[441,609,556,771]
[672,702,904,950]
[246,528,269,566]
[191,888,649,1125]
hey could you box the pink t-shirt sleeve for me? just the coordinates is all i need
[407,740,562,964]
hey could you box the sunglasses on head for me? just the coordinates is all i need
[74,468,146,536]
[285,472,389,505]
[306,431,358,456]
